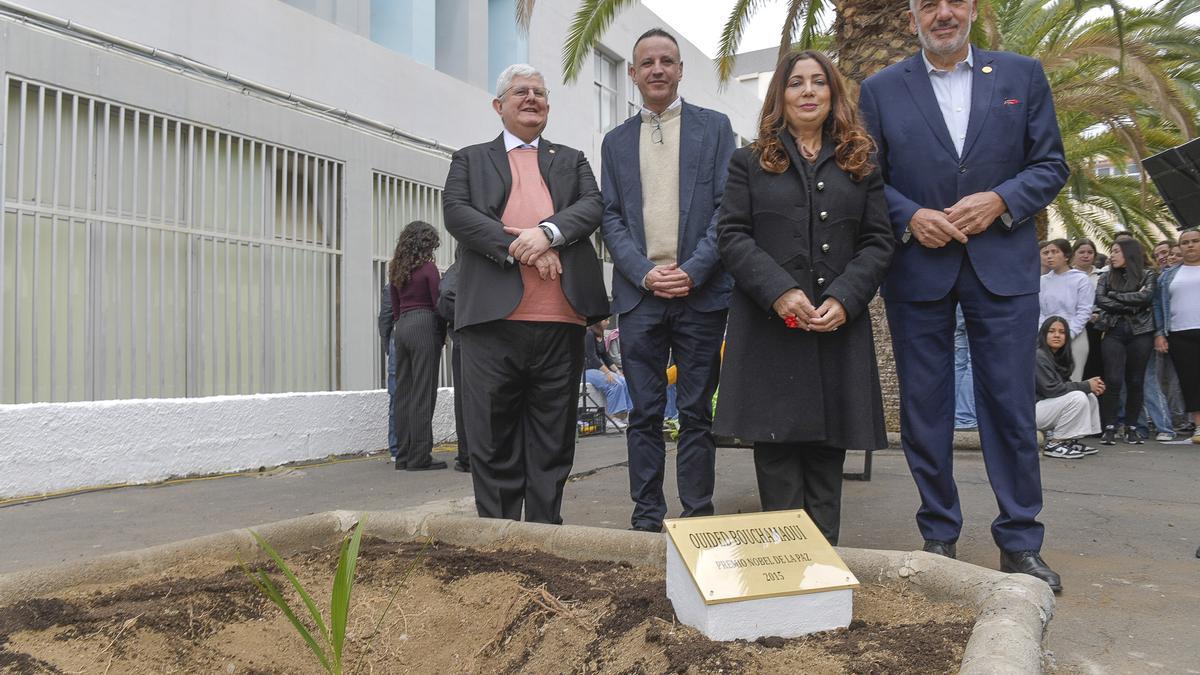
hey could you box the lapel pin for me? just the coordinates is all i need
[549,148,555,154]
[981,66,993,74]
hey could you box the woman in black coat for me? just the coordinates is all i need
[713,50,894,544]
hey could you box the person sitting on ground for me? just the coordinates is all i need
[1039,239,1094,381]
[584,319,631,428]
[1036,316,1104,459]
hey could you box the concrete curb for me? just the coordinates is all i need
[0,505,1052,673]
[886,430,984,451]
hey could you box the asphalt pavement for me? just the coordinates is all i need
[1,432,1197,673]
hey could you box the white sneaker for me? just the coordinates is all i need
[1043,441,1085,459]
[1155,431,1175,442]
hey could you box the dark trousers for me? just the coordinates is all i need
[393,309,445,467]
[1100,322,1154,427]
[1167,329,1200,411]
[449,334,469,466]
[753,443,846,545]
[619,297,727,530]
[1082,322,1105,380]
[459,320,584,524]
[887,256,1044,552]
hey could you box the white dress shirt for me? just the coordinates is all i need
[922,49,973,158]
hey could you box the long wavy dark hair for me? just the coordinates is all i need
[1037,315,1074,379]
[388,221,440,289]
[750,50,875,181]
[1107,237,1147,292]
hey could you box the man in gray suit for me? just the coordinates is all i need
[600,29,736,532]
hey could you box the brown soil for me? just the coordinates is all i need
[0,538,974,674]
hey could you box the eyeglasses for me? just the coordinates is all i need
[650,115,664,144]
[500,86,549,101]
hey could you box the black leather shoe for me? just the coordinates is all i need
[1000,550,1062,593]
[394,458,406,470]
[629,524,662,533]
[453,461,470,473]
[406,460,447,471]
[922,540,957,559]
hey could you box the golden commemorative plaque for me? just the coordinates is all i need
[664,510,859,605]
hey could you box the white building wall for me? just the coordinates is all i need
[1,0,761,397]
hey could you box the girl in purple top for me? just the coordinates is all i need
[388,221,447,471]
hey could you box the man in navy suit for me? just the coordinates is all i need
[860,0,1069,590]
[600,28,735,532]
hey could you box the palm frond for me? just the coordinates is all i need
[560,0,640,83]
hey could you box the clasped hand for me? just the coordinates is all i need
[908,191,1006,248]
[772,289,846,332]
[503,225,561,280]
[504,225,551,265]
[645,264,693,299]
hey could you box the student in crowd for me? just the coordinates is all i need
[436,260,471,473]
[1039,239,1093,380]
[953,304,977,430]
[583,319,632,428]
[716,50,893,545]
[1072,238,1105,379]
[1153,240,1173,269]
[388,220,448,471]
[1152,239,1191,433]
[1036,316,1104,459]
[1072,239,1101,279]
[1095,238,1157,445]
[1154,227,1200,444]
[378,279,399,461]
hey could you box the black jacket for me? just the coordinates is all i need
[378,282,393,346]
[713,138,894,448]
[1095,269,1156,335]
[1035,349,1089,401]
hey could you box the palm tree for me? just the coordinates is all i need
[526,0,1198,245]
[975,0,1199,247]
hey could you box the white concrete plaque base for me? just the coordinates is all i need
[665,538,853,641]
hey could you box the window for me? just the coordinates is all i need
[628,84,643,120]
[2,79,342,403]
[371,172,453,388]
[595,50,620,133]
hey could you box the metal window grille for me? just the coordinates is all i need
[1,77,342,403]
[371,171,453,389]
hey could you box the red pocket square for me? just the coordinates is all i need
[1003,98,1021,105]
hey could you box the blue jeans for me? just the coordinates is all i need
[953,305,977,429]
[387,336,399,458]
[1129,356,1173,435]
[665,383,679,420]
[584,369,632,415]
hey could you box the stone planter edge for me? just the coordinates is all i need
[0,502,1052,674]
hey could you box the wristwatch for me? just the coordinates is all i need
[901,229,912,244]
[538,223,554,242]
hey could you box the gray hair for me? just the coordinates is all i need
[495,64,544,98]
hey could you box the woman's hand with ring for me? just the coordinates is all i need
[808,297,847,332]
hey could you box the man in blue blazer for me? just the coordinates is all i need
[860,0,1069,591]
[600,28,735,533]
